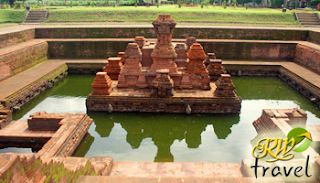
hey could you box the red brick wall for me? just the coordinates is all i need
[27,116,62,131]
[0,29,35,49]
[0,41,48,81]
[294,44,320,74]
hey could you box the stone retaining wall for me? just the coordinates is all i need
[0,29,35,49]
[309,30,320,45]
[294,43,320,74]
[48,40,296,60]
[200,41,296,60]
[48,40,129,59]
[0,41,48,81]
[35,27,308,40]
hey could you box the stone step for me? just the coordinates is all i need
[301,22,320,25]
[298,14,318,17]
[298,18,319,20]
[24,10,47,24]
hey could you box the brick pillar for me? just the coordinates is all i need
[117,43,142,88]
[175,43,188,67]
[151,69,174,98]
[207,59,226,81]
[91,72,113,95]
[185,43,211,90]
[204,52,216,67]
[103,57,122,80]
[134,36,146,50]
[214,74,236,97]
[185,36,197,51]
[117,52,125,64]
[149,15,178,75]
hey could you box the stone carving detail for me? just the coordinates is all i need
[151,69,174,98]
[91,72,113,95]
[214,74,236,97]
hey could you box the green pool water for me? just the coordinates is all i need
[9,75,320,163]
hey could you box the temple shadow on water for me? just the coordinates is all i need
[73,111,240,162]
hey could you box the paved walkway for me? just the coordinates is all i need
[0,60,65,99]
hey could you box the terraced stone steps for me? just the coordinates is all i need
[24,11,47,24]
[296,13,320,27]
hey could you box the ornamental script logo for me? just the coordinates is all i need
[250,127,312,178]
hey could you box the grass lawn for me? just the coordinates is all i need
[45,5,299,25]
[0,23,19,27]
[0,9,26,23]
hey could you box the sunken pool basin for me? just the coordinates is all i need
[6,75,320,164]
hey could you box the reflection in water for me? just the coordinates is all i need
[73,133,95,157]
[86,112,239,162]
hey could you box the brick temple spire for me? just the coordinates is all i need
[149,15,178,74]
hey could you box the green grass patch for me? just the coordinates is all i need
[46,5,298,25]
[0,23,19,27]
[0,9,26,23]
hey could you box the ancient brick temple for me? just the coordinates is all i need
[86,14,241,114]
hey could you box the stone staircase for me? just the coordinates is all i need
[296,13,320,27]
[23,10,47,24]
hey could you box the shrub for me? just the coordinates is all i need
[222,0,226,8]
[232,0,236,7]
[74,1,79,6]
[157,0,159,7]
[90,1,95,6]
[69,1,73,7]
[14,1,23,8]
[178,0,181,7]
[161,1,174,4]
[271,0,282,8]
[245,3,248,9]
[135,0,137,7]
[311,0,320,6]
[0,5,10,8]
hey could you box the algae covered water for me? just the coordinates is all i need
[10,75,320,163]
